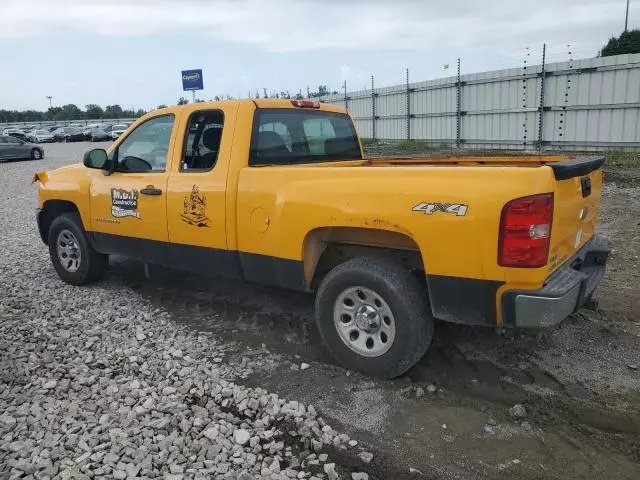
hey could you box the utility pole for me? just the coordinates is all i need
[625,0,630,31]
[46,96,53,108]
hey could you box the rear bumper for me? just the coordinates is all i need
[501,234,610,328]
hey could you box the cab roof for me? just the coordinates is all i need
[153,98,347,115]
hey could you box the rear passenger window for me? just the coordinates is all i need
[181,110,224,171]
[302,118,336,154]
[249,109,361,166]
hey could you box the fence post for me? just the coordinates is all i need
[343,81,348,112]
[406,68,411,140]
[537,43,546,151]
[456,58,461,148]
[371,75,376,142]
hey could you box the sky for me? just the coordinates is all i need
[1,0,638,111]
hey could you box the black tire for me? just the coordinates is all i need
[31,148,42,160]
[315,257,434,379]
[48,212,108,285]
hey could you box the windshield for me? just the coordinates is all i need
[67,128,82,134]
[35,130,48,135]
[249,109,361,166]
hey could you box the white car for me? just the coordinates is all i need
[28,129,56,143]
[110,124,127,139]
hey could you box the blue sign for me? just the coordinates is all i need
[182,69,203,91]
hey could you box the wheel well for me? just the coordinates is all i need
[39,200,81,244]
[303,227,425,288]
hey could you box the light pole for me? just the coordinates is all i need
[46,96,53,108]
[625,0,630,31]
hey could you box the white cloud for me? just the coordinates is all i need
[1,0,636,55]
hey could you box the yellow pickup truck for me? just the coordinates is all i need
[34,99,610,378]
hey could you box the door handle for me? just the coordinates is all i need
[140,187,162,196]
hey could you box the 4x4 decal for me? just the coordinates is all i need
[412,202,468,216]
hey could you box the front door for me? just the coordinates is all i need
[89,114,177,263]
[166,105,238,277]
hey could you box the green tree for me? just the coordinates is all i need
[177,97,189,105]
[85,104,104,119]
[104,105,124,118]
[135,109,146,117]
[60,104,82,120]
[156,104,168,109]
[600,29,640,56]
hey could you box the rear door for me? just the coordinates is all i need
[89,114,177,261]
[166,104,238,277]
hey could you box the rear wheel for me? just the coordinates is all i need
[31,148,42,160]
[48,212,108,285]
[315,257,433,379]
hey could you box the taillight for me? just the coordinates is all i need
[291,99,320,108]
[498,193,554,268]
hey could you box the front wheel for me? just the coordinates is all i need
[315,257,433,379]
[48,212,108,285]
[31,148,42,160]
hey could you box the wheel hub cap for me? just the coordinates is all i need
[56,229,81,273]
[333,286,396,358]
[355,305,380,332]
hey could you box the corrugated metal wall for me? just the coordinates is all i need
[323,53,640,151]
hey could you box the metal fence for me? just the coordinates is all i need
[322,52,640,151]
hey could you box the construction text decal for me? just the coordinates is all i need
[111,188,140,219]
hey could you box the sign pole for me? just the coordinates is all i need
[192,91,196,103]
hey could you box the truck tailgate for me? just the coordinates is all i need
[548,156,604,272]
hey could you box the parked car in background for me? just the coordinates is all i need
[109,124,127,139]
[82,124,102,136]
[52,127,85,142]
[0,135,44,161]
[87,128,111,142]
[28,129,56,143]
[8,132,30,142]
[2,128,24,136]
[44,125,59,132]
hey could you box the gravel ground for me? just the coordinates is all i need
[0,148,372,480]
[1,144,639,480]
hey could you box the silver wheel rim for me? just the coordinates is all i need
[333,286,396,357]
[56,229,82,273]
[33,150,41,159]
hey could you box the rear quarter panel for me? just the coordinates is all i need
[235,164,558,291]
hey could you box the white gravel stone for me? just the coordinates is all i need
[352,473,369,480]
[359,451,374,464]
[234,428,251,446]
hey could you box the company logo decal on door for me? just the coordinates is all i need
[111,188,140,219]
[181,185,209,227]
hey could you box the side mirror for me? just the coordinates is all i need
[83,148,109,170]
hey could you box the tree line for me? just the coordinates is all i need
[0,104,146,123]
[1,84,337,123]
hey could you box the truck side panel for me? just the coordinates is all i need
[234,164,558,324]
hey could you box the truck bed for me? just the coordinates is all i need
[364,155,604,180]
